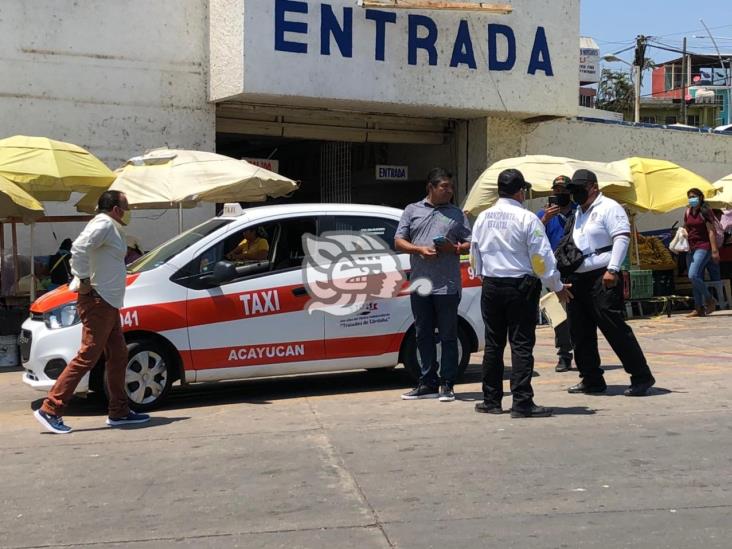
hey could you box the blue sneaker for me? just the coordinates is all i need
[33,409,73,434]
[106,411,151,427]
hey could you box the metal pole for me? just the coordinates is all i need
[30,224,35,302]
[681,37,687,125]
[634,65,641,123]
[178,203,183,234]
[0,222,4,292]
[11,222,19,296]
[699,18,732,125]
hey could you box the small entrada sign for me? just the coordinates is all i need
[375,165,408,181]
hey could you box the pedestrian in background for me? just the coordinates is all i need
[48,238,73,289]
[396,168,472,403]
[563,170,655,397]
[33,191,150,434]
[537,175,576,372]
[472,169,572,418]
[684,188,720,317]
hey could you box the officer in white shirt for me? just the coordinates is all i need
[471,169,572,418]
[564,169,655,397]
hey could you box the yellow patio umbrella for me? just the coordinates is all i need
[706,173,732,208]
[0,174,45,223]
[0,135,115,200]
[462,155,633,216]
[75,148,299,230]
[0,175,45,299]
[602,157,716,213]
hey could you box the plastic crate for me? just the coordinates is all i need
[629,269,653,299]
[652,270,675,296]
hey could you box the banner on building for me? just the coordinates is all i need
[579,36,600,84]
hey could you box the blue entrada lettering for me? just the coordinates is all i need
[273,0,554,76]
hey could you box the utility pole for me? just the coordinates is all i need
[681,36,687,125]
[632,35,647,123]
[700,18,732,125]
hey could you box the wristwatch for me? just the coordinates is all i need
[607,268,619,275]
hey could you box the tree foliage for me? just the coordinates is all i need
[596,69,634,114]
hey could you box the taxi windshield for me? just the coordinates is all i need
[127,218,233,274]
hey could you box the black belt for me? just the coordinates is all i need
[482,277,526,287]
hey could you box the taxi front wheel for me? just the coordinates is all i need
[401,326,471,383]
[103,340,174,412]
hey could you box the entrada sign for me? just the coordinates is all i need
[376,165,408,180]
[274,0,554,75]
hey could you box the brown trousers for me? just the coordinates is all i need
[41,292,129,418]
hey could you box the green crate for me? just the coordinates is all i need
[629,269,653,299]
[621,251,631,271]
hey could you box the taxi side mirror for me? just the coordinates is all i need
[212,260,237,284]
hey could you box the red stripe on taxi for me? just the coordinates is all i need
[191,334,402,370]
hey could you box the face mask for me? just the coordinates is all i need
[555,194,571,207]
[119,209,132,226]
[688,197,700,208]
[571,188,589,206]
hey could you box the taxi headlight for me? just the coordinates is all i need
[44,303,80,330]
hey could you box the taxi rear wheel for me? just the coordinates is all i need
[104,340,174,412]
[401,326,471,383]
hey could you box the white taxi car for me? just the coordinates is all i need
[20,204,484,410]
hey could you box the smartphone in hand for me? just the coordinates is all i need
[547,195,559,206]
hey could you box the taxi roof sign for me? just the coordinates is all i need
[222,203,245,216]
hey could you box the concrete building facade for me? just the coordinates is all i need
[1,0,730,257]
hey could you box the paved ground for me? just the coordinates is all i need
[1,312,731,548]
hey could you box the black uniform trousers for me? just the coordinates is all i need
[481,277,541,410]
[566,268,654,386]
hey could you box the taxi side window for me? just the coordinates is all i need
[326,215,398,251]
[171,217,320,289]
[270,217,318,271]
[196,224,275,274]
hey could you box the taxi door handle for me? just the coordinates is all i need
[292,286,308,297]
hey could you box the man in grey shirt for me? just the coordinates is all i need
[395,168,472,402]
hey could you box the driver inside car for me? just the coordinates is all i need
[226,227,269,263]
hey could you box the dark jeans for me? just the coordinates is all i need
[567,268,654,386]
[410,293,460,387]
[554,320,573,361]
[480,277,541,410]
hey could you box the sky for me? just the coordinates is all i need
[580,0,732,89]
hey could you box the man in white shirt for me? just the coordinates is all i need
[564,170,655,397]
[33,191,150,434]
[471,169,572,418]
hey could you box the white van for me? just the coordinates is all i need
[20,204,484,410]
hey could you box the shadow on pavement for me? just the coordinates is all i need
[551,406,597,415]
[41,416,191,434]
[603,385,673,397]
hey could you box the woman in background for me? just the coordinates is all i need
[684,188,720,317]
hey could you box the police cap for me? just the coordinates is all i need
[497,169,531,195]
[570,169,598,188]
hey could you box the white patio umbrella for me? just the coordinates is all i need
[75,149,299,231]
[707,173,732,208]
